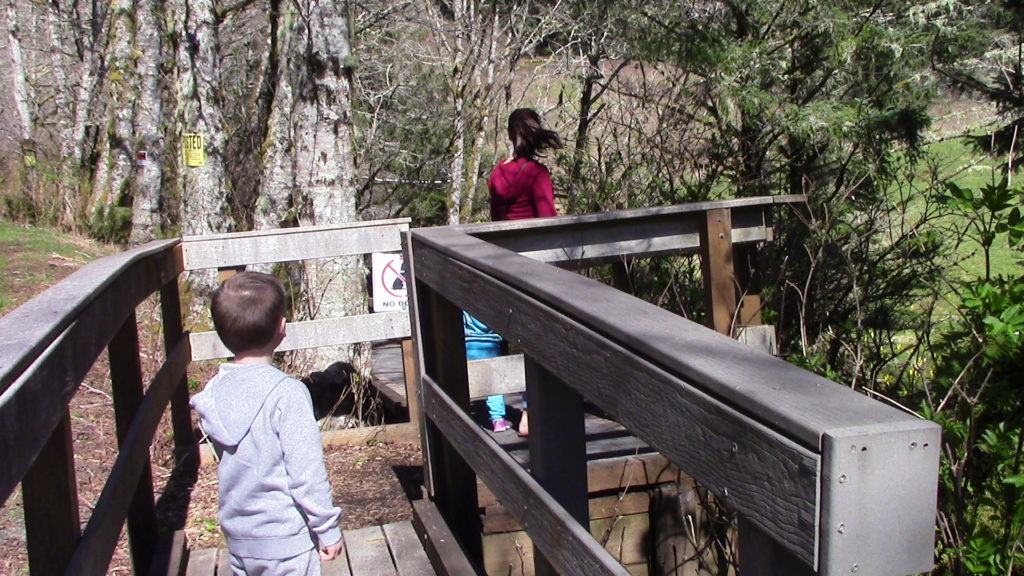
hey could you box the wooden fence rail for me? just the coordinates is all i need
[0,239,187,576]
[406,196,940,576]
[0,218,411,576]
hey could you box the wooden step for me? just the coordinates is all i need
[185,521,436,576]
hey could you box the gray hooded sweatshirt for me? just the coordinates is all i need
[190,362,342,560]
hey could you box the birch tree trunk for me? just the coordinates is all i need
[290,0,368,378]
[171,0,232,297]
[89,0,135,237]
[444,0,469,225]
[6,0,38,201]
[46,0,105,229]
[256,0,295,231]
[129,0,167,245]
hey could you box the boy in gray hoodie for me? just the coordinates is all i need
[190,271,343,575]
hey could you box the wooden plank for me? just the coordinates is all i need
[148,529,186,576]
[345,525,398,576]
[461,197,802,266]
[64,338,192,576]
[369,341,409,413]
[184,548,217,576]
[419,288,482,562]
[411,499,479,576]
[401,338,421,429]
[526,357,589,576]
[403,231,433,497]
[190,311,411,361]
[217,548,231,576]
[109,312,159,573]
[22,410,79,576]
[468,354,525,398]
[0,243,181,505]
[422,374,630,576]
[181,219,409,270]
[160,276,196,460]
[483,530,534,576]
[591,513,649,566]
[484,492,652,534]
[322,547,353,576]
[410,236,819,563]
[383,521,437,576]
[0,238,180,395]
[477,451,679,510]
[699,208,737,336]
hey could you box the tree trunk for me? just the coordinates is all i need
[291,0,368,377]
[255,0,295,231]
[44,0,104,228]
[171,0,232,299]
[6,0,38,203]
[129,0,168,245]
[89,0,135,238]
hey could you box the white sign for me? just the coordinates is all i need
[371,252,408,312]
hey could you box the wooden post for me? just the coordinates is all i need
[737,517,816,576]
[23,411,80,576]
[401,338,420,430]
[109,311,158,574]
[733,243,762,327]
[610,261,630,294]
[699,208,737,336]
[525,357,588,576]
[418,285,483,564]
[160,274,195,462]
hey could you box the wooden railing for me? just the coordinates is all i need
[406,196,941,576]
[0,239,189,576]
[0,218,409,576]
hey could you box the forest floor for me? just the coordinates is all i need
[0,224,423,575]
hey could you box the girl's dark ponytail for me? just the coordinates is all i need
[508,108,562,160]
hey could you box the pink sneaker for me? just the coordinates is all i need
[491,418,512,432]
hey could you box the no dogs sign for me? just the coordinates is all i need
[371,252,408,312]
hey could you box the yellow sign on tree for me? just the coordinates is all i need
[183,133,205,167]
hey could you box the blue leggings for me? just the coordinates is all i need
[486,392,527,421]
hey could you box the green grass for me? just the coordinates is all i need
[0,221,113,315]
[920,137,1023,282]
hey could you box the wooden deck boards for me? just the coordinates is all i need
[370,341,410,415]
[185,521,435,576]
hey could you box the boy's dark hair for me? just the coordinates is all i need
[508,108,562,160]
[211,271,286,354]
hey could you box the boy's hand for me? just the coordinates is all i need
[320,539,343,561]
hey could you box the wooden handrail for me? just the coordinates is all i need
[0,219,416,576]
[406,196,939,576]
[0,239,182,505]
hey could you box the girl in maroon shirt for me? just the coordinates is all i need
[483,108,562,435]
[488,108,562,221]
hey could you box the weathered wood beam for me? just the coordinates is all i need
[189,311,411,361]
[109,311,158,574]
[22,411,79,576]
[0,241,181,506]
[411,233,819,563]
[180,218,409,270]
[64,336,191,576]
[422,374,630,576]
[460,195,804,266]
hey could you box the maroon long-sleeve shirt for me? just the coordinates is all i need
[488,157,557,221]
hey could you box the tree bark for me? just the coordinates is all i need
[171,0,232,299]
[6,0,38,199]
[89,0,135,235]
[129,0,168,245]
[290,0,368,375]
[255,0,295,231]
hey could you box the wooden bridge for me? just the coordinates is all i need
[0,196,941,576]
